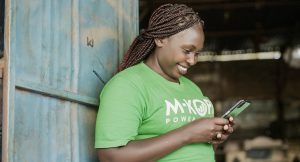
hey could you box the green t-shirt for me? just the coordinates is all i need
[95,62,215,162]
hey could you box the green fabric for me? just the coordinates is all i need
[95,62,215,162]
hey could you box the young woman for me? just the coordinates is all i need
[95,4,234,162]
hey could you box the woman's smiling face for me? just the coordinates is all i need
[149,23,205,83]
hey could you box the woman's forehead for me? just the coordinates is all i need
[166,24,204,50]
[170,24,204,40]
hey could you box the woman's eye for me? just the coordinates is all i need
[195,52,201,56]
[183,49,191,54]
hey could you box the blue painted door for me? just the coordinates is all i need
[2,0,138,161]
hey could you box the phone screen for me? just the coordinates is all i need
[222,100,251,118]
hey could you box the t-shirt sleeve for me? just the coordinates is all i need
[95,75,145,148]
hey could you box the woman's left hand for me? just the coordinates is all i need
[209,116,234,144]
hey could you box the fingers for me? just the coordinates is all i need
[215,116,235,129]
[213,118,229,125]
[210,118,234,136]
[216,132,222,139]
[208,132,221,144]
[223,124,234,133]
[207,117,235,145]
[210,124,231,135]
[209,133,227,145]
[229,117,235,126]
[212,132,222,140]
[209,131,231,145]
[223,124,229,131]
[216,117,235,130]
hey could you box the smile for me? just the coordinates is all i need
[177,64,188,74]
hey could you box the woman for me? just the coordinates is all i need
[95,4,234,162]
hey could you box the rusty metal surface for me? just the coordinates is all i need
[2,0,138,161]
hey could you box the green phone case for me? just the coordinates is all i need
[222,100,251,118]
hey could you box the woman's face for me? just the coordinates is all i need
[149,24,205,82]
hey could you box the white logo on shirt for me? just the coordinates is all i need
[164,98,214,124]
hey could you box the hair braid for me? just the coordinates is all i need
[119,4,204,71]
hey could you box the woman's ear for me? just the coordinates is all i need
[154,38,167,47]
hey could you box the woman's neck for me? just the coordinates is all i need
[144,54,179,83]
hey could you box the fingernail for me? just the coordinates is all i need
[217,133,222,139]
[224,125,229,130]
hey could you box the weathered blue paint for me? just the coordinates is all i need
[3,0,138,161]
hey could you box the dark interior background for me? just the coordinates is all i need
[140,0,300,161]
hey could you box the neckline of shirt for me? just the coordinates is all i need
[140,62,185,87]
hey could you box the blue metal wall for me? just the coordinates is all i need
[3,0,138,161]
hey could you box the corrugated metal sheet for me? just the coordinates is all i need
[3,0,138,161]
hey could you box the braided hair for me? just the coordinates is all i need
[119,4,204,71]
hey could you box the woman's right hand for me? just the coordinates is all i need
[181,117,234,145]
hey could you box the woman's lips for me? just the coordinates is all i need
[177,64,188,74]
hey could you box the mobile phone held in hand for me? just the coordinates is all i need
[221,100,251,118]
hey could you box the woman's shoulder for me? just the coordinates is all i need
[105,64,145,88]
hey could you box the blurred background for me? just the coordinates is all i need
[139,0,300,162]
[1,0,300,162]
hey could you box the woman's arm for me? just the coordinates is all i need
[97,117,233,162]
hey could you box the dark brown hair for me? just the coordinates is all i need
[119,4,204,71]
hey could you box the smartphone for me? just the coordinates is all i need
[221,100,251,118]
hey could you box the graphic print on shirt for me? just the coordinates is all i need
[165,98,214,124]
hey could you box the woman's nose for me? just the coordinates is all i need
[187,54,197,66]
